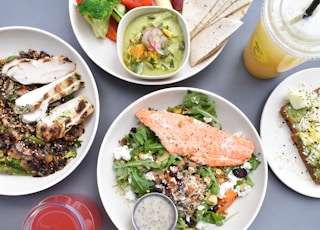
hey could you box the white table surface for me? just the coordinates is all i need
[0,0,319,229]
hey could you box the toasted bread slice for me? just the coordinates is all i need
[280,88,320,184]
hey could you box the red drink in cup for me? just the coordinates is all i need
[22,194,101,230]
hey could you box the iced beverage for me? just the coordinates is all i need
[22,194,102,230]
[243,0,320,79]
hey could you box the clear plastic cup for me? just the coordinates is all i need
[243,0,320,79]
[21,194,101,230]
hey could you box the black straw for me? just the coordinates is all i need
[303,0,320,18]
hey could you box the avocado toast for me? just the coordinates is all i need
[280,88,320,184]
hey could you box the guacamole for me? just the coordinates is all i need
[122,10,185,76]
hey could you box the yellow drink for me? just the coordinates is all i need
[243,0,320,79]
[243,18,306,79]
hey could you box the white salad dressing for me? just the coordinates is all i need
[132,193,177,230]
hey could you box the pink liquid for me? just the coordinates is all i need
[22,194,102,230]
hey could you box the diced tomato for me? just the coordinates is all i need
[106,17,118,42]
[120,0,152,9]
[76,0,83,4]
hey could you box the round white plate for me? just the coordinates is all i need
[68,0,224,85]
[260,68,320,198]
[97,87,268,230]
[0,26,100,196]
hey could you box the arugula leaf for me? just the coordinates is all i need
[160,155,182,169]
[113,158,158,195]
[200,166,220,195]
[113,158,158,169]
[196,208,226,226]
[168,90,222,128]
[129,167,154,197]
[248,154,261,171]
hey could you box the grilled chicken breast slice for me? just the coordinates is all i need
[2,55,76,85]
[36,95,93,141]
[15,71,84,113]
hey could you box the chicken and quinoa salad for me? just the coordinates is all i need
[113,90,261,229]
[0,49,94,176]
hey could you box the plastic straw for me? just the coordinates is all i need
[303,0,320,18]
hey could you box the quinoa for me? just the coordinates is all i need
[0,49,84,177]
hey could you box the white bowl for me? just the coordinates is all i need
[0,26,100,196]
[117,6,190,80]
[97,87,268,230]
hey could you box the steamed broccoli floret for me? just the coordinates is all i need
[77,0,120,39]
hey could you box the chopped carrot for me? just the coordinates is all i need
[216,190,238,214]
[106,17,118,42]
[121,0,152,9]
[129,44,146,59]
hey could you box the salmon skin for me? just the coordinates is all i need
[135,109,255,167]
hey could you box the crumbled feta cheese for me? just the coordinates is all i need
[145,171,156,181]
[124,189,137,209]
[113,145,131,161]
[242,162,252,171]
[196,221,210,230]
[218,171,247,198]
[203,117,212,123]
[125,189,137,202]
[218,181,234,198]
[235,184,252,197]
[139,153,154,160]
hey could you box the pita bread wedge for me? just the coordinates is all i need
[227,2,252,21]
[190,0,231,38]
[190,18,243,67]
[208,0,252,24]
[182,0,218,33]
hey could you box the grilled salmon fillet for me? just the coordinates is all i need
[135,109,254,166]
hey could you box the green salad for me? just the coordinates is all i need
[113,90,260,229]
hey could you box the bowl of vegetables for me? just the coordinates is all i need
[116,6,190,80]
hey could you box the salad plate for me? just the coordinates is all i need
[260,68,320,198]
[97,87,268,229]
[68,0,224,85]
[0,26,100,196]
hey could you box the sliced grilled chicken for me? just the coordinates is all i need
[15,71,84,116]
[2,55,76,85]
[36,95,94,141]
[135,109,255,167]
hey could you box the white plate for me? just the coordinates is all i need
[68,0,224,85]
[97,87,268,230]
[260,68,320,198]
[0,26,100,196]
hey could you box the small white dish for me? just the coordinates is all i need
[132,192,178,230]
[0,26,100,196]
[97,87,268,230]
[261,68,320,198]
[117,6,190,80]
[68,0,224,85]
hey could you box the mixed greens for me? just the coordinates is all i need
[113,90,260,228]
